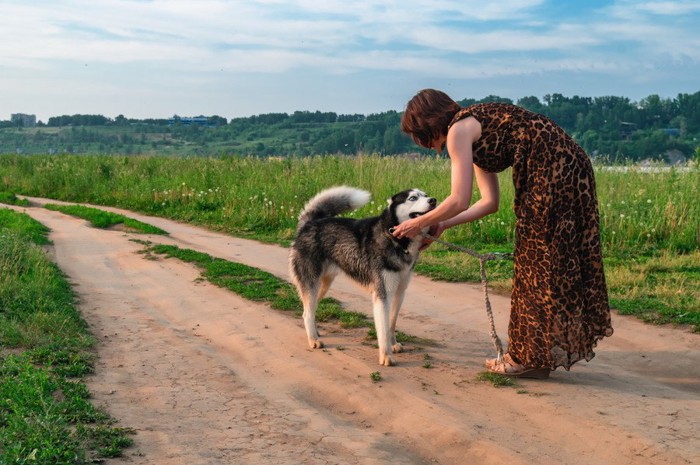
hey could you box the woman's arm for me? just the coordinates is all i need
[441,165,499,228]
[392,116,482,239]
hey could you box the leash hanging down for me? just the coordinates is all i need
[421,233,512,365]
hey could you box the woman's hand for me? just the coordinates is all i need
[391,217,425,239]
[419,222,446,251]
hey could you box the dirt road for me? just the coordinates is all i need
[7,197,699,465]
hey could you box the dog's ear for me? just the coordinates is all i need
[391,190,410,205]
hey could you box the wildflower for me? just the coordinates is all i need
[646,199,652,204]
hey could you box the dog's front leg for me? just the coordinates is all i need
[389,273,411,353]
[372,290,394,366]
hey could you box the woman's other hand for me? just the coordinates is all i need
[419,222,446,251]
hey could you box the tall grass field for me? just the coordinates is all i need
[0,153,698,330]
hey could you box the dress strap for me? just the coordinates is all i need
[447,108,475,132]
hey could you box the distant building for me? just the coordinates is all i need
[11,113,37,127]
[619,121,636,141]
[168,115,211,126]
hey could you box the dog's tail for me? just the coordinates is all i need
[296,186,371,231]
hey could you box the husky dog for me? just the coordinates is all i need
[289,186,436,366]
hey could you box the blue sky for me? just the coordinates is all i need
[2,0,699,122]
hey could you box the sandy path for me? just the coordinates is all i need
[6,197,699,465]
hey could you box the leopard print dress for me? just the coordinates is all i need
[449,103,614,370]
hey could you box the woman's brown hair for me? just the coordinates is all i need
[401,89,462,148]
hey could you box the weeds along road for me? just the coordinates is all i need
[6,197,700,465]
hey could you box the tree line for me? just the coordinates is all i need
[1,92,699,162]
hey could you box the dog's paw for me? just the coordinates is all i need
[308,339,324,349]
[379,353,395,367]
[391,342,404,353]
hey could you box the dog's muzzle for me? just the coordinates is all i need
[409,197,437,218]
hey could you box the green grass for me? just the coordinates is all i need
[476,371,518,388]
[0,209,134,463]
[0,154,697,331]
[0,191,30,207]
[0,207,50,245]
[606,251,700,328]
[44,203,167,234]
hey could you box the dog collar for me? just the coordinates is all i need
[385,230,410,255]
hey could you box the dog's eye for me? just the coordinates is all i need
[408,196,417,201]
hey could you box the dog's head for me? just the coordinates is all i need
[389,188,437,227]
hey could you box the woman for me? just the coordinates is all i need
[392,89,613,378]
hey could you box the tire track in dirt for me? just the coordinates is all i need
[7,198,699,465]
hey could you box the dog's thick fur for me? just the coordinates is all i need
[289,186,436,366]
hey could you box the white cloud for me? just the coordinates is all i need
[634,1,700,15]
[0,0,697,121]
[2,0,693,72]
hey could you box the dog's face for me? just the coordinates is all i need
[389,188,437,225]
